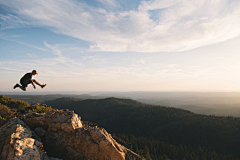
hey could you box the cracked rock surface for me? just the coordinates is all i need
[0,118,61,160]
[1,110,145,160]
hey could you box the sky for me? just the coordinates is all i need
[1,0,240,93]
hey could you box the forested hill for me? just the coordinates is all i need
[46,97,240,159]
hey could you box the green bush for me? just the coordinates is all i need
[19,105,53,114]
[0,95,28,110]
[0,95,54,127]
[0,116,6,120]
[0,103,14,126]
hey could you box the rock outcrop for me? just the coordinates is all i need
[0,118,61,160]
[0,109,145,160]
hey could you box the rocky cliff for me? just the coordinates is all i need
[0,109,145,160]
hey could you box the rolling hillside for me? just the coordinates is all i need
[46,97,240,159]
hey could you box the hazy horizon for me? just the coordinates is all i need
[1,0,240,93]
[3,90,240,95]
[3,91,240,117]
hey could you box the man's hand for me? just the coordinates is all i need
[31,80,36,89]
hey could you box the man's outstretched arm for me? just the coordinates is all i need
[30,80,36,89]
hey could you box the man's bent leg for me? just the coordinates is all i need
[13,84,20,89]
[32,79,42,86]
[13,83,26,91]
[18,85,27,91]
[32,79,46,88]
[20,86,27,91]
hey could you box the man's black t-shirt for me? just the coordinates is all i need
[20,73,32,87]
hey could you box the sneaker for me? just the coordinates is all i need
[13,84,19,89]
[41,84,47,88]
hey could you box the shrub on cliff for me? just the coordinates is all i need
[0,104,14,126]
[0,95,53,127]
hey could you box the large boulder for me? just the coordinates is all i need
[22,109,145,160]
[0,118,61,160]
[22,110,82,133]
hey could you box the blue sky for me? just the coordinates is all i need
[1,0,240,93]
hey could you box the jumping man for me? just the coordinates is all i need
[13,70,46,91]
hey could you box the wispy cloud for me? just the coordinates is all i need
[137,58,145,64]
[43,41,84,68]
[1,0,240,52]
[0,14,32,30]
[0,35,50,52]
[98,0,116,6]
[26,53,38,58]
[44,41,63,57]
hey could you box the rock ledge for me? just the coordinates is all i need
[0,110,145,160]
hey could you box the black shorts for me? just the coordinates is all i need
[20,80,32,88]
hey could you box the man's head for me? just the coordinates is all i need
[32,70,38,75]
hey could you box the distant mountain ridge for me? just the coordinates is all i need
[7,93,240,117]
